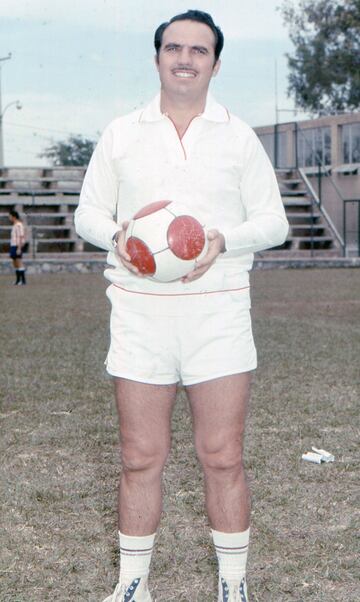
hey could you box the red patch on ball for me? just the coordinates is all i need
[167,215,206,260]
[125,237,156,275]
[133,200,171,219]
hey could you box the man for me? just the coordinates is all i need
[75,10,288,602]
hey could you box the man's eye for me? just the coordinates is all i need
[193,48,206,55]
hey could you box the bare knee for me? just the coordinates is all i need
[121,437,170,477]
[196,437,245,476]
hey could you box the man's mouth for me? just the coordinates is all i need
[172,69,197,78]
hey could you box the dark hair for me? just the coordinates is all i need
[9,208,20,220]
[154,10,224,62]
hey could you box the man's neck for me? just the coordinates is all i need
[160,90,207,126]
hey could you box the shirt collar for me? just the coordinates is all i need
[139,93,230,123]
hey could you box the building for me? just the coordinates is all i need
[255,112,360,256]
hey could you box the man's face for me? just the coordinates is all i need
[155,19,221,102]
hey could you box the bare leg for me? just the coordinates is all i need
[14,257,24,269]
[114,378,177,535]
[185,373,252,532]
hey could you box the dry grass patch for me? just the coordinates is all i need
[1,269,359,601]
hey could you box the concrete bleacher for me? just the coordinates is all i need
[0,165,341,261]
[0,166,103,256]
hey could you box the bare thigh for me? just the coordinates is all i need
[185,373,252,457]
[114,378,178,461]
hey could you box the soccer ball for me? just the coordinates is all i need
[125,200,208,282]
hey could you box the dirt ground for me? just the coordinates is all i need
[0,268,359,601]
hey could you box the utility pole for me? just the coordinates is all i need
[0,53,13,167]
[274,59,279,125]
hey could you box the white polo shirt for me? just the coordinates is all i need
[75,94,288,295]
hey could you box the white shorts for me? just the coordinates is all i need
[105,284,257,386]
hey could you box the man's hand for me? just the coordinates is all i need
[182,229,226,283]
[114,221,143,276]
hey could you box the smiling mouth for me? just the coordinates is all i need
[172,70,197,78]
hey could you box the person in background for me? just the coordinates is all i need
[8,208,27,285]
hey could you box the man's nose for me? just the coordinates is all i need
[177,47,193,65]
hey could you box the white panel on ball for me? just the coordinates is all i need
[152,248,195,282]
[131,210,172,252]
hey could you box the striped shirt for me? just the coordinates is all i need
[11,221,25,247]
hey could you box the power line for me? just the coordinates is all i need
[5,120,89,136]
[6,147,42,157]
[6,132,53,142]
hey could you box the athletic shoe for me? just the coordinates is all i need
[102,577,152,602]
[218,577,248,602]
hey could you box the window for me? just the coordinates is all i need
[258,131,288,167]
[297,127,331,167]
[277,132,288,168]
[342,123,360,164]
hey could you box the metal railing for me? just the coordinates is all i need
[299,167,345,254]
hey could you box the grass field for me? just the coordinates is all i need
[1,268,359,602]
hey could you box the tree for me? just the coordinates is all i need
[39,134,96,166]
[280,0,360,114]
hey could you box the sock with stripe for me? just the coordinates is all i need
[119,531,156,583]
[212,528,250,581]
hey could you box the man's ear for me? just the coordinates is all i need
[212,59,221,77]
[154,54,160,71]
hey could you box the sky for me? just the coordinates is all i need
[0,0,302,166]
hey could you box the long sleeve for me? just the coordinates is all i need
[74,127,120,251]
[222,129,289,257]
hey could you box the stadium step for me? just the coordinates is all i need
[0,166,341,259]
[280,189,308,196]
[281,178,302,187]
[282,197,313,206]
[263,168,341,257]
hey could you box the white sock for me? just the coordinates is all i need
[119,531,156,582]
[212,528,250,581]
